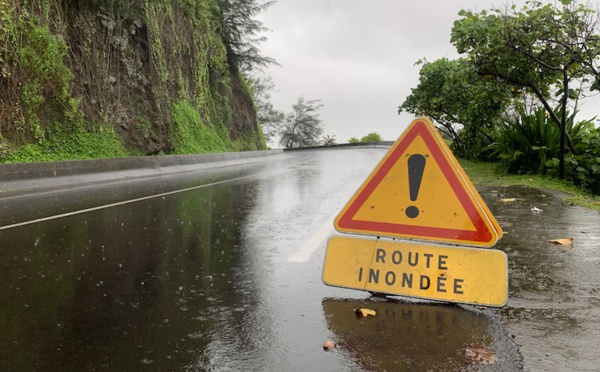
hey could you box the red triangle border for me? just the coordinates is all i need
[336,120,493,244]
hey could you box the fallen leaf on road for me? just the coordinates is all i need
[500,198,517,202]
[322,340,336,351]
[548,238,574,246]
[354,308,377,318]
[465,345,497,365]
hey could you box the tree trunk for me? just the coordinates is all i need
[558,70,569,179]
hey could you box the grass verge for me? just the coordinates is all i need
[458,158,600,213]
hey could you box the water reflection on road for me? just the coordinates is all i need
[1,167,265,370]
[481,185,600,372]
[323,298,521,371]
[0,149,529,371]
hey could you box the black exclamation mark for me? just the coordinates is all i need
[406,154,426,218]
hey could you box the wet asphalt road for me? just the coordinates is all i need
[480,185,600,372]
[0,148,598,371]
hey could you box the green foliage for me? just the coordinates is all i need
[451,8,547,88]
[360,132,382,142]
[459,157,600,211]
[146,0,265,153]
[171,100,233,153]
[490,107,560,174]
[490,106,594,176]
[321,134,336,146]
[399,58,512,159]
[247,74,284,144]
[231,132,264,151]
[1,0,266,162]
[451,1,600,176]
[2,124,128,163]
[216,0,278,73]
[547,127,600,195]
[0,6,77,145]
[348,137,359,144]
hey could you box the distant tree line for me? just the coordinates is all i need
[348,132,383,144]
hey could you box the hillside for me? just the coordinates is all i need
[0,0,265,162]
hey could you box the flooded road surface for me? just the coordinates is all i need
[2,149,596,371]
[480,186,600,372]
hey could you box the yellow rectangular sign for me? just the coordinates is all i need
[323,235,508,307]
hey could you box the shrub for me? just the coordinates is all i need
[489,107,592,175]
[360,132,382,142]
[0,8,77,145]
[1,124,128,163]
[171,100,232,153]
[547,127,600,195]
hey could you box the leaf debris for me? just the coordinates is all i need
[465,345,497,365]
[322,340,336,351]
[354,308,377,318]
[548,237,574,246]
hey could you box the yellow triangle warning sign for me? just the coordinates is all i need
[334,117,501,247]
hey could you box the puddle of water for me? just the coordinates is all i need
[322,298,522,371]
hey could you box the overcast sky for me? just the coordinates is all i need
[256,0,600,147]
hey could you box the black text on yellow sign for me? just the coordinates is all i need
[322,236,508,307]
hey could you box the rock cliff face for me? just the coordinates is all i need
[0,0,264,156]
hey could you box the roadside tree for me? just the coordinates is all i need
[217,0,279,73]
[399,58,513,159]
[451,0,600,178]
[247,75,285,144]
[279,97,324,149]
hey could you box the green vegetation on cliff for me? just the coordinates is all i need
[0,0,267,163]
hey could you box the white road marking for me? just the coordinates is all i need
[287,213,335,263]
[0,170,280,231]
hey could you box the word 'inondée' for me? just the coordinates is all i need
[357,248,465,294]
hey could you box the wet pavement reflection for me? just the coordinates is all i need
[480,185,600,372]
[0,150,391,371]
[1,171,263,371]
[323,298,521,371]
[1,150,597,371]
